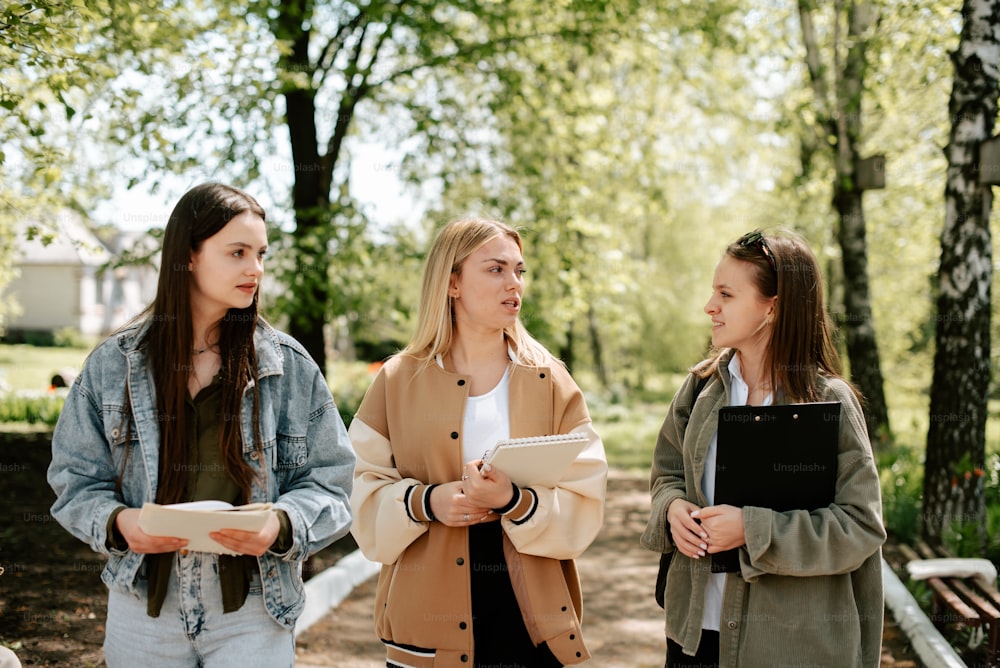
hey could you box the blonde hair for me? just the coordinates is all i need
[401,218,551,367]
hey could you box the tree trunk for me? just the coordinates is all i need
[271,0,331,374]
[285,85,331,375]
[270,2,377,375]
[833,186,889,445]
[797,0,890,445]
[559,327,575,372]
[587,304,608,388]
[922,0,999,549]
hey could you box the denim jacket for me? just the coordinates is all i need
[48,319,355,630]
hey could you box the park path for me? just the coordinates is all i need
[292,472,921,668]
[293,472,667,667]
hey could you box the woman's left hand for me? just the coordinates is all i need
[691,504,746,553]
[462,460,514,512]
[209,510,281,556]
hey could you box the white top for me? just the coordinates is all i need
[436,349,516,463]
[701,354,773,631]
[461,366,512,462]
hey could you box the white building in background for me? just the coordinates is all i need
[97,228,159,333]
[4,211,157,340]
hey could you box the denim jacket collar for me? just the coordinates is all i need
[114,317,285,380]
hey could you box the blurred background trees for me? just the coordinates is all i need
[3,0,998,549]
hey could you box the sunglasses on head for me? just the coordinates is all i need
[738,229,776,273]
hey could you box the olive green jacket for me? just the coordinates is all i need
[641,351,885,667]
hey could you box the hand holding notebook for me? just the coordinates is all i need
[137,500,274,556]
[481,432,588,487]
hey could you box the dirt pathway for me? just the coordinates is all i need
[294,472,922,667]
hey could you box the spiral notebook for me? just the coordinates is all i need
[482,432,589,487]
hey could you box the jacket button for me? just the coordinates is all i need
[267,569,276,578]
[250,451,259,460]
[456,557,464,566]
[561,606,568,612]
[451,432,459,439]
[569,633,575,640]
[539,373,546,379]
[459,621,467,629]
[110,428,120,439]
[457,379,466,386]
[727,620,738,629]
[460,655,469,662]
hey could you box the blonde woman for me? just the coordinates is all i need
[350,218,608,667]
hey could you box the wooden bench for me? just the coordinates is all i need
[898,540,1000,667]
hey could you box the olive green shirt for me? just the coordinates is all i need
[108,375,293,617]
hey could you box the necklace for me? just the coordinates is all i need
[746,376,771,397]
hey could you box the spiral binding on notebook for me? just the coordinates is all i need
[483,431,588,462]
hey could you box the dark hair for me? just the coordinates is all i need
[143,182,267,505]
[698,229,850,403]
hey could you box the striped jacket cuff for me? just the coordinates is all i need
[405,484,438,523]
[497,486,537,525]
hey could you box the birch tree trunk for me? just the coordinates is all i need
[922,0,1000,549]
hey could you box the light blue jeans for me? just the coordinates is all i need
[104,552,294,668]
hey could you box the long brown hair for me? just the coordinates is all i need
[698,229,851,403]
[142,182,266,505]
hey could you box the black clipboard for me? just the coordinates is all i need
[711,401,841,573]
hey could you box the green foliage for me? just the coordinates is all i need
[413,2,756,385]
[879,443,924,543]
[981,450,1000,562]
[0,392,64,426]
[903,577,933,612]
[2,0,996,549]
[52,327,90,349]
[589,398,668,474]
[325,360,382,429]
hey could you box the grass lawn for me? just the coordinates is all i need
[0,344,91,392]
[591,402,668,473]
[3,342,995,480]
[0,343,674,470]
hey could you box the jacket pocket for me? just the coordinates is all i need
[103,407,140,500]
[275,433,308,470]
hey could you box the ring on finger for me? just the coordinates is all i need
[463,513,470,522]
[461,474,469,480]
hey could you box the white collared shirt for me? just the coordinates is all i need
[701,354,773,631]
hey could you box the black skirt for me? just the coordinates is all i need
[468,521,562,668]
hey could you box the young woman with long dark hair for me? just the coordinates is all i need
[48,182,355,667]
[642,229,885,667]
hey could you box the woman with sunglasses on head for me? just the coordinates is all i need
[47,182,355,667]
[349,217,608,668]
[641,229,885,667]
